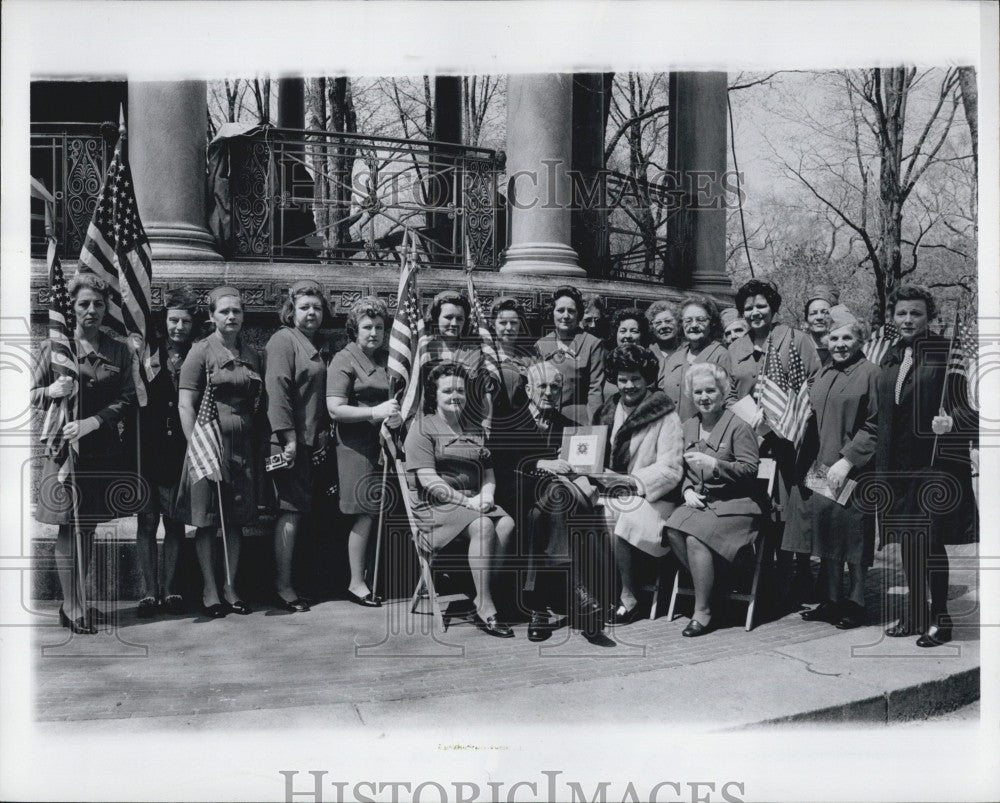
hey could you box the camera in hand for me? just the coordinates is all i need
[265,452,290,472]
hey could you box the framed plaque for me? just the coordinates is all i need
[560,425,608,475]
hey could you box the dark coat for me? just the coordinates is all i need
[536,330,606,425]
[657,339,732,421]
[874,334,977,544]
[727,323,821,402]
[265,326,329,448]
[680,410,763,517]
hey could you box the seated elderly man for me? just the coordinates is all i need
[491,361,606,643]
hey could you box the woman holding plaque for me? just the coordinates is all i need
[665,363,763,637]
[178,285,264,619]
[403,362,516,638]
[784,306,878,630]
[596,345,684,625]
[265,279,331,613]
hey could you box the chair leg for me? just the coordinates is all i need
[649,574,661,620]
[422,558,448,632]
[410,568,427,614]
[666,570,681,621]
[745,530,767,632]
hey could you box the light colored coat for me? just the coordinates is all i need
[595,390,684,557]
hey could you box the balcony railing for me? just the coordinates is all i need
[212,126,505,269]
[31,123,118,260]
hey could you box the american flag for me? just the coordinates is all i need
[946,308,979,411]
[863,320,899,367]
[187,377,224,484]
[391,233,431,427]
[39,237,79,482]
[775,345,812,448]
[77,122,159,406]
[757,338,789,430]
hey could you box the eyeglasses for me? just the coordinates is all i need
[682,316,709,325]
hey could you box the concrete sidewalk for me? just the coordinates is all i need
[31,545,980,733]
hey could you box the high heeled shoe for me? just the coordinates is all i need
[916,615,953,647]
[59,606,97,635]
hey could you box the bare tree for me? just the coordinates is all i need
[252,78,272,125]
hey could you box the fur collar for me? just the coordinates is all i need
[596,390,675,472]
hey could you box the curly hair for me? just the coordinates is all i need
[280,286,331,328]
[678,293,724,345]
[427,290,471,337]
[683,361,731,400]
[423,361,471,414]
[888,284,937,322]
[345,296,390,340]
[606,343,660,386]
[645,298,677,324]
[548,286,585,323]
[67,273,111,302]
[610,306,652,347]
[735,278,782,316]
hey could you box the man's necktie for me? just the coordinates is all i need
[895,346,914,405]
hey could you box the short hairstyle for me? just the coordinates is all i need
[549,286,585,320]
[645,299,677,323]
[888,284,937,322]
[423,360,470,414]
[610,306,652,346]
[67,273,110,303]
[678,293,724,344]
[207,287,242,314]
[606,344,660,386]
[582,293,607,317]
[735,278,782,316]
[683,361,731,400]
[280,286,331,328]
[163,285,199,316]
[525,359,563,389]
[804,296,833,320]
[427,290,471,336]
[490,296,523,319]
[345,296,389,340]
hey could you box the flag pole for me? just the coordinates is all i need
[930,307,961,468]
[216,482,233,591]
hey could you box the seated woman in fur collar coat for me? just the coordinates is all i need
[596,344,684,625]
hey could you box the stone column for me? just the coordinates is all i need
[667,72,729,294]
[278,77,305,129]
[501,73,583,276]
[571,73,612,277]
[128,80,221,260]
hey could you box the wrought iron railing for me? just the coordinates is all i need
[213,126,505,269]
[30,123,118,259]
[590,169,679,282]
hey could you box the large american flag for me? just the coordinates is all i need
[187,378,224,484]
[775,345,812,448]
[391,233,430,427]
[39,237,79,482]
[863,320,899,368]
[78,124,159,405]
[946,308,979,411]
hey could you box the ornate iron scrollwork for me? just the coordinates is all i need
[462,155,497,269]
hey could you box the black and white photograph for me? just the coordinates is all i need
[1,2,997,801]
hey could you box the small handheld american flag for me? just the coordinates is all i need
[188,376,224,483]
[775,345,812,448]
[758,338,789,429]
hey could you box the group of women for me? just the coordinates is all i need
[34,274,976,648]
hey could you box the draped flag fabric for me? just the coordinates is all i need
[775,345,812,448]
[39,237,79,482]
[394,235,430,430]
[187,378,224,484]
[78,123,159,405]
[946,308,980,412]
[863,321,899,368]
[757,338,789,430]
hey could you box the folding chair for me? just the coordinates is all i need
[393,459,476,631]
[666,461,776,631]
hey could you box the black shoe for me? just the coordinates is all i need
[916,615,953,647]
[605,602,642,626]
[347,590,383,608]
[202,603,228,619]
[885,615,917,637]
[834,602,866,630]
[275,596,311,613]
[59,606,97,635]
[801,600,842,623]
[527,611,551,642]
[226,599,253,616]
[136,596,160,619]
[682,619,712,637]
[474,614,514,639]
